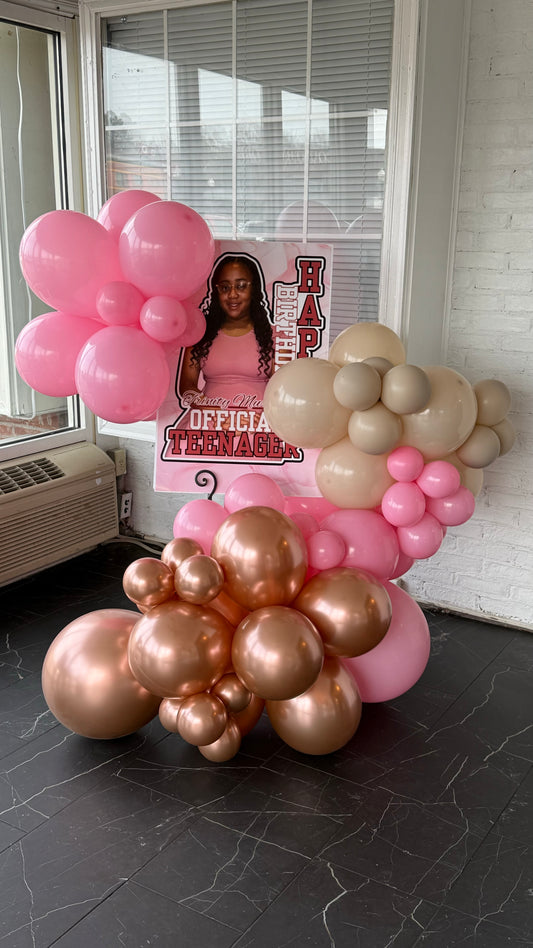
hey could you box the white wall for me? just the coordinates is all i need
[403,0,533,629]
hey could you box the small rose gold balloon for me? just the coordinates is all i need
[42,609,161,739]
[234,694,265,736]
[294,566,392,658]
[123,557,175,608]
[174,554,224,604]
[161,536,203,572]
[211,673,251,713]
[177,692,228,746]
[158,696,186,732]
[199,716,242,762]
[209,589,249,627]
[232,605,324,700]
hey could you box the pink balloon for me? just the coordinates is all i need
[381,482,426,527]
[386,446,425,482]
[19,210,122,318]
[342,581,430,702]
[322,509,399,581]
[290,513,320,539]
[97,189,162,243]
[119,201,215,300]
[224,473,285,513]
[284,496,339,522]
[396,512,444,559]
[416,460,461,499]
[388,550,415,580]
[15,311,101,396]
[140,296,188,342]
[96,281,145,325]
[173,499,227,553]
[175,303,207,347]
[307,530,346,571]
[426,486,475,526]
[75,325,170,424]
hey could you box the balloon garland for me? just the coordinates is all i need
[15,192,516,759]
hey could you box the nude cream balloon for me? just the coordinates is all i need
[381,364,431,414]
[316,436,394,509]
[42,610,161,739]
[328,323,406,368]
[492,417,516,456]
[266,658,362,756]
[474,378,511,426]
[333,362,382,411]
[400,366,477,460]
[122,557,175,609]
[177,692,228,746]
[199,716,242,762]
[348,402,402,455]
[263,357,351,448]
[174,554,224,604]
[455,424,501,469]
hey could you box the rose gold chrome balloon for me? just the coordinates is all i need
[161,536,203,571]
[199,716,242,762]
[266,657,362,755]
[42,609,161,739]
[123,557,175,608]
[128,600,233,698]
[174,554,224,604]
[294,567,392,658]
[211,673,251,713]
[209,589,248,627]
[177,692,228,746]
[211,506,308,610]
[233,694,265,736]
[158,696,185,732]
[232,605,324,700]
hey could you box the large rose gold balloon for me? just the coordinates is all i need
[158,696,185,732]
[348,402,402,455]
[199,716,242,761]
[333,362,382,411]
[456,424,501,468]
[174,554,224,604]
[211,506,308,609]
[232,606,324,700]
[263,358,351,448]
[42,609,161,739]
[474,378,511,426]
[209,589,249,627]
[234,694,265,736]
[266,658,362,755]
[316,436,394,508]
[294,567,392,657]
[128,600,233,698]
[381,364,431,414]
[211,673,251,713]
[442,452,484,497]
[161,536,203,571]
[123,557,175,609]
[400,366,477,460]
[329,323,406,368]
[177,692,228,746]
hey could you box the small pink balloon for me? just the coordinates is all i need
[224,473,285,513]
[342,581,430,702]
[75,325,170,424]
[396,512,444,560]
[97,189,162,243]
[416,460,461,498]
[386,446,425,482]
[426,486,475,526]
[96,281,145,325]
[307,530,346,571]
[322,509,399,581]
[140,296,188,342]
[381,482,426,527]
[284,496,339,523]
[290,513,320,539]
[388,550,415,580]
[173,499,227,554]
[15,311,101,396]
[173,303,207,347]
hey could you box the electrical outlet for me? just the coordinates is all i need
[119,491,133,520]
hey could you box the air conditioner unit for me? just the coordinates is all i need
[0,442,119,586]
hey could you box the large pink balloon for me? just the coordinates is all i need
[119,201,215,300]
[15,311,101,396]
[97,189,162,243]
[322,509,399,581]
[342,582,431,702]
[19,210,122,317]
[75,325,170,424]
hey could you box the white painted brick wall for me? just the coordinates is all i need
[403,0,533,630]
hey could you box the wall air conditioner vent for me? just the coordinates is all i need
[0,442,120,587]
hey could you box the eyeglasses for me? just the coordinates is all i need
[215,280,252,294]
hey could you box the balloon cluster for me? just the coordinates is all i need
[15,191,214,423]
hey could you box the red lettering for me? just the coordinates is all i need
[296,257,324,294]
[298,327,320,358]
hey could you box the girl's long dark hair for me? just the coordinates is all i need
[191,254,274,376]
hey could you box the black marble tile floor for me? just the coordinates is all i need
[0,539,531,947]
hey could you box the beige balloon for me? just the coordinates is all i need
[122,557,175,609]
[381,364,431,415]
[316,436,395,508]
[333,362,382,411]
[174,554,224,604]
[211,673,252,713]
[492,417,516,456]
[199,716,242,761]
[158,696,185,732]
[232,606,324,700]
[363,356,394,377]
[455,424,501,468]
[266,658,362,755]
[329,323,406,368]
[348,402,402,455]
[177,692,228,746]
[161,536,203,571]
[263,357,351,448]
[42,609,161,740]
[400,366,478,460]
[474,378,511,426]
[442,452,484,497]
